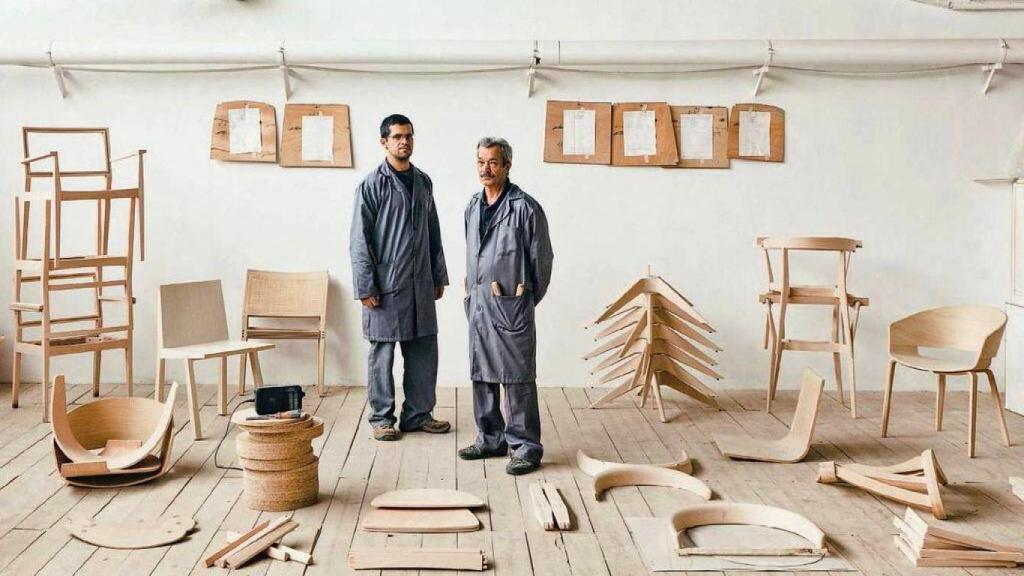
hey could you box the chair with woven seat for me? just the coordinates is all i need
[881,305,1011,458]
[156,279,275,440]
[757,236,868,417]
[241,269,329,396]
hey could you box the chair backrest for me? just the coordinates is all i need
[889,306,1007,367]
[757,237,862,301]
[158,280,229,348]
[243,270,328,327]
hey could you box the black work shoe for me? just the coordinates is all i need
[458,445,505,460]
[373,424,401,441]
[505,457,540,475]
[413,417,451,434]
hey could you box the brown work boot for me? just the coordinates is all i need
[373,424,401,441]
[412,417,451,434]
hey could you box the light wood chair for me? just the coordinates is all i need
[242,270,329,396]
[757,236,868,418]
[880,305,1012,458]
[157,280,274,439]
[12,127,146,422]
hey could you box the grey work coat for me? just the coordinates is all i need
[350,161,449,342]
[464,183,554,383]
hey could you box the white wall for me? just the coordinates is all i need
[2,1,1024,393]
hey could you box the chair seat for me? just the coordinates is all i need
[759,290,870,307]
[890,352,977,374]
[161,339,275,360]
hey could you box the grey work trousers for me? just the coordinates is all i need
[472,380,543,463]
[367,334,438,431]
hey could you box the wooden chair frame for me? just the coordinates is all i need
[758,236,867,418]
[241,269,329,396]
[12,128,145,422]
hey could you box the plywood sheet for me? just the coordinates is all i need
[611,102,678,166]
[668,105,729,169]
[728,103,784,162]
[543,100,612,165]
[280,103,353,168]
[210,101,278,163]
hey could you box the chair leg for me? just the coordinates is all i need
[124,342,133,398]
[832,304,845,407]
[839,304,857,419]
[935,374,946,432]
[238,352,247,395]
[92,350,102,397]
[316,337,327,397]
[881,360,897,437]
[11,352,22,408]
[218,356,228,416]
[767,339,783,412]
[155,358,166,403]
[983,369,1012,448]
[968,372,978,458]
[186,359,202,440]
[41,356,51,423]
[249,351,265,388]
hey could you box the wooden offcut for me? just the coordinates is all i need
[360,508,480,533]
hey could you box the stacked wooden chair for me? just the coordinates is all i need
[757,236,867,417]
[12,127,146,422]
[242,269,329,396]
[585,272,722,423]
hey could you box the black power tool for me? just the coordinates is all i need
[254,385,305,415]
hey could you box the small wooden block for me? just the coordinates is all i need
[222,518,299,569]
[541,482,572,530]
[347,548,487,571]
[361,508,480,533]
[530,483,556,530]
[205,518,273,567]
[371,489,485,509]
[227,530,313,565]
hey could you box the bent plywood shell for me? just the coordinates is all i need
[576,450,711,501]
[669,502,827,554]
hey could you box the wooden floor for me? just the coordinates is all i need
[0,380,1023,576]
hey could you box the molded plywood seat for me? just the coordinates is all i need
[881,305,1011,458]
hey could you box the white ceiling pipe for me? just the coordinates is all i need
[553,39,1024,67]
[0,38,1021,68]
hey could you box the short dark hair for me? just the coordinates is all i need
[380,114,414,139]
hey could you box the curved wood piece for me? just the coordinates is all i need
[714,368,824,463]
[669,502,827,555]
[66,516,196,549]
[816,453,947,519]
[371,489,484,509]
[51,374,178,474]
[576,450,709,501]
[361,508,480,533]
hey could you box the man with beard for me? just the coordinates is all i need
[458,137,554,475]
[350,114,450,441]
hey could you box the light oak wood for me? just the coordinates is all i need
[576,450,712,501]
[893,507,1023,567]
[371,488,484,509]
[587,273,721,422]
[360,507,481,533]
[204,518,273,567]
[13,128,144,421]
[347,548,488,571]
[279,103,352,168]
[543,100,612,165]
[758,236,865,417]
[882,305,1011,457]
[727,103,784,162]
[210,101,277,162]
[1011,476,1024,502]
[817,450,947,519]
[157,279,275,438]
[611,102,679,166]
[542,481,572,530]
[714,368,824,463]
[668,502,827,556]
[666,105,729,169]
[66,516,195,549]
[222,518,299,569]
[242,269,329,396]
[226,530,313,565]
[530,483,556,530]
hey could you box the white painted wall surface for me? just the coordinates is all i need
[2,1,1024,394]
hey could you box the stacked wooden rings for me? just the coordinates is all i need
[232,409,324,512]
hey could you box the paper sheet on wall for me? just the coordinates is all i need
[680,113,714,160]
[301,115,335,162]
[228,108,262,154]
[562,109,596,156]
[623,110,657,157]
[739,110,771,157]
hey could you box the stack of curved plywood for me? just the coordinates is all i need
[585,274,722,423]
[233,408,323,511]
[51,375,177,488]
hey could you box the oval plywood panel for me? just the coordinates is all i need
[371,489,485,509]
